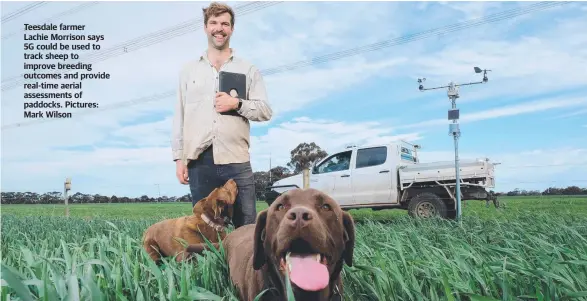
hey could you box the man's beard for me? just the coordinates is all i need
[209,32,229,49]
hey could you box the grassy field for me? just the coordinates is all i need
[2,196,587,300]
[3,195,587,221]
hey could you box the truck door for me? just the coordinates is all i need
[351,146,393,205]
[311,150,354,206]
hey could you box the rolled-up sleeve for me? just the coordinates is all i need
[237,67,272,122]
[171,73,184,161]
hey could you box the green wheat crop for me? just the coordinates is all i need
[1,210,587,300]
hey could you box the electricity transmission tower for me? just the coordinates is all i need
[417,66,491,223]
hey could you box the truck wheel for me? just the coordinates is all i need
[408,192,448,219]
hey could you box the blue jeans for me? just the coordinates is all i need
[187,145,256,228]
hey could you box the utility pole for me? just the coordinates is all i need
[269,152,272,184]
[64,177,71,217]
[417,66,491,224]
[155,184,161,201]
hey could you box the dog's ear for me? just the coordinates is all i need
[206,188,219,204]
[253,209,268,270]
[192,188,218,215]
[223,179,238,205]
[226,189,237,206]
[341,211,356,267]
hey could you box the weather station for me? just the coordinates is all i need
[417,66,491,224]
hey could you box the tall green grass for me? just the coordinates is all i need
[2,212,587,300]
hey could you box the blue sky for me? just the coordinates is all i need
[1,1,586,198]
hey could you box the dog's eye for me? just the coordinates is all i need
[321,204,331,211]
[276,204,285,211]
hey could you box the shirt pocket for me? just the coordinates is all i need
[185,72,211,105]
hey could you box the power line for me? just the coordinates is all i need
[0,1,569,131]
[1,1,282,90]
[1,1,560,90]
[1,1,48,24]
[1,2,100,40]
[260,1,569,76]
[1,1,272,87]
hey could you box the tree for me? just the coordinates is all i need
[563,185,583,195]
[268,166,292,185]
[252,166,293,201]
[253,171,270,200]
[287,142,328,174]
[507,188,520,196]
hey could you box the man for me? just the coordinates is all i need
[171,2,272,228]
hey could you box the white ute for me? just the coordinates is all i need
[264,141,497,219]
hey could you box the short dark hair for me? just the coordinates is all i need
[202,2,235,27]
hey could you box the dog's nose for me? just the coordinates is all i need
[287,207,313,228]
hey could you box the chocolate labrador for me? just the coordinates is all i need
[186,188,355,301]
[142,179,237,263]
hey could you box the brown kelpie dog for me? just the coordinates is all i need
[186,188,356,301]
[142,179,238,263]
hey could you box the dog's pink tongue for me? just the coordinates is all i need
[288,255,329,291]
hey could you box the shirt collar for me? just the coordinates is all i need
[200,48,235,64]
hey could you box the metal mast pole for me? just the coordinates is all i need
[447,82,462,223]
[417,67,491,224]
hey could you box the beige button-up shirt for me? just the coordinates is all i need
[171,50,272,165]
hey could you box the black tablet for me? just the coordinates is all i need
[219,71,247,116]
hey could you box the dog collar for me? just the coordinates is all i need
[201,214,225,232]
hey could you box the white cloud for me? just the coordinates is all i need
[440,1,505,20]
[1,117,423,197]
[2,112,584,196]
[111,117,172,148]
[1,2,585,198]
[418,147,587,192]
[1,1,406,143]
[404,16,587,107]
[249,117,423,171]
[1,1,415,173]
[398,95,587,130]
[461,97,587,121]
[264,57,406,114]
[551,107,587,119]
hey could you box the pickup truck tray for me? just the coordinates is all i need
[399,158,494,186]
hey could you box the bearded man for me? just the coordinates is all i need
[171,2,272,228]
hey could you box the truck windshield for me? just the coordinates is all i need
[401,147,417,162]
[316,151,352,174]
